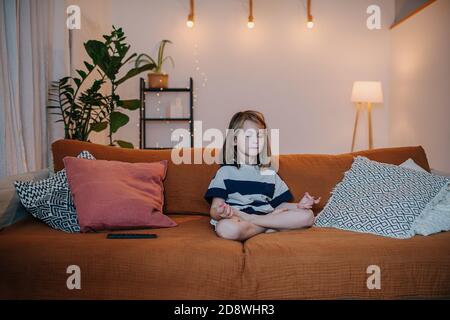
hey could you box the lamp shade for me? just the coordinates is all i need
[351,81,383,103]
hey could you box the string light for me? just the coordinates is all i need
[193,42,208,88]
[247,0,255,29]
[187,0,195,28]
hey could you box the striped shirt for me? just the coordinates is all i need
[204,164,293,215]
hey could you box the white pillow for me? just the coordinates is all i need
[399,158,428,173]
[399,159,450,236]
[412,181,450,236]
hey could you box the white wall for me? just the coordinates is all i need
[390,0,450,171]
[66,0,394,154]
[67,0,111,144]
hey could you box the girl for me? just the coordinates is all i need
[204,110,321,241]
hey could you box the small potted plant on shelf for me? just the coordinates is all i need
[134,39,174,89]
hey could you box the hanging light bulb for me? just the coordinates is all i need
[186,20,194,28]
[247,0,255,29]
[187,0,195,28]
[248,18,255,29]
[306,0,314,29]
[248,17,255,29]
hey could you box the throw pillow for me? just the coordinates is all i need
[14,151,95,233]
[314,156,449,239]
[63,157,177,232]
[412,181,450,236]
[401,160,450,236]
[1,169,49,230]
[399,158,428,173]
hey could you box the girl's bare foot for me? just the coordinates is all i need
[297,192,321,209]
[232,209,255,223]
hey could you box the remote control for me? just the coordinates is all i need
[107,233,158,239]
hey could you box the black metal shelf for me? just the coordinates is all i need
[144,87,190,92]
[139,77,194,149]
[143,117,191,121]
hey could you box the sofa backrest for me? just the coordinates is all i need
[52,140,430,215]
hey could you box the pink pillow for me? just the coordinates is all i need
[63,157,177,232]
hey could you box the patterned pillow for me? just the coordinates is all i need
[314,156,449,239]
[14,151,95,233]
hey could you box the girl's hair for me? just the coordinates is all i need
[222,110,271,168]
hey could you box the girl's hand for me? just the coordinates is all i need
[217,203,234,219]
[297,192,321,209]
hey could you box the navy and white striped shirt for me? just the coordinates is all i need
[204,164,293,215]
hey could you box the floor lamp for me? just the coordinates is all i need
[351,81,383,152]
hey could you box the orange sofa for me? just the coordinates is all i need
[0,139,449,299]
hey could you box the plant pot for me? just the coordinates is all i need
[148,73,169,89]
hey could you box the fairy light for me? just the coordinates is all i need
[247,0,255,29]
[193,42,208,89]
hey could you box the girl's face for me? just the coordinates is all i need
[235,120,266,159]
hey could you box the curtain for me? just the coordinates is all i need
[0,0,68,178]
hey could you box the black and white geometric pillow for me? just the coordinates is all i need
[14,151,95,233]
[314,156,449,239]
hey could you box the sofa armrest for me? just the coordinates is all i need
[0,169,49,230]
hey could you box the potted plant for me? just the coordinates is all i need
[48,26,155,148]
[134,40,174,88]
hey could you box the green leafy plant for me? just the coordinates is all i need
[134,39,174,74]
[48,26,155,148]
[48,72,106,141]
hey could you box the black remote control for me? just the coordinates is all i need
[107,233,158,239]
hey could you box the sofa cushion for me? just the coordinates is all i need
[52,140,220,216]
[64,157,176,232]
[0,215,245,299]
[314,156,448,239]
[277,147,431,214]
[13,151,95,233]
[52,140,430,216]
[242,226,450,299]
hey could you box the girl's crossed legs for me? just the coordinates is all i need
[215,203,315,241]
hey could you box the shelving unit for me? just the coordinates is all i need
[139,77,194,149]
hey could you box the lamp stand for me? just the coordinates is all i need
[351,103,361,152]
[367,102,373,150]
[351,102,374,152]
